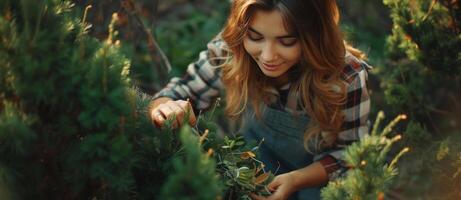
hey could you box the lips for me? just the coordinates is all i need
[262,62,282,71]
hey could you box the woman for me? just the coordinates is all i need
[150,0,371,199]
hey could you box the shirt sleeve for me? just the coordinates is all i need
[315,61,371,181]
[153,35,230,111]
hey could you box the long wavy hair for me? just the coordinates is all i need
[221,0,365,149]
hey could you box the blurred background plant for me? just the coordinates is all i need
[73,0,229,95]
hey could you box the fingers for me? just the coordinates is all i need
[267,193,284,200]
[178,100,196,126]
[267,177,281,192]
[151,107,166,128]
[151,100,196,128]
[250,193,267,200]
[165,101,185,128]
[250,193,283,200]
[251,177,287,200]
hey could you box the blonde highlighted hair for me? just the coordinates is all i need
[221,0,365,149]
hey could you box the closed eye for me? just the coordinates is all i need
[247,30,263,41]
[279,37,298,46]
[247,27,298,46]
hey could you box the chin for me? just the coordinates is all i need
[261,70,282,78]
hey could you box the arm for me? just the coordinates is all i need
[150,35,230,127]
[315,60,371,181]
[289,162,328,189]
[152,35,229,111]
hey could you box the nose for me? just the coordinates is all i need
[260,42,278,62]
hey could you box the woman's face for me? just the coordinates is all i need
[243,9,302,82]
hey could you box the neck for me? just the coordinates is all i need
[270,74,290,88]
[270,64,301,88]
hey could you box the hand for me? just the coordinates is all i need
[250,172,297,200]
[150,99,196,129]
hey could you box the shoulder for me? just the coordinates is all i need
[205,33,232,66]
[341,52,372,84]
[207,33,231,58]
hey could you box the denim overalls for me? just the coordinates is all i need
[241,105,322,200]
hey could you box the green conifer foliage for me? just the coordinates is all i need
[321,112,409,200]
[0,0,137,198]
[381,0,461,132]
[159,125,222,200]
[379,0,461,198]
[0,1,264,199]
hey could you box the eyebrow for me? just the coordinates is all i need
[248,27,296,39]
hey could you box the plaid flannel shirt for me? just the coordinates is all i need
[154,35,371,181]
